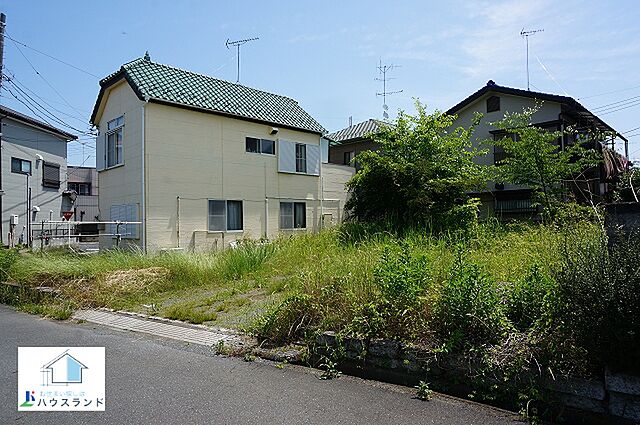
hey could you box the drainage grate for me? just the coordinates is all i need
[73,310,238,347]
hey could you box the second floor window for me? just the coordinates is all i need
[42,162,61,188]
[246,137,275,155]
[295,143,307,173]
[11,157,31,175]
[107,115,124,167]
[486,95,500,113]
[68,182,91,195]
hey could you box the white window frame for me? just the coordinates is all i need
[208,199,244,232]
[245,136,276,156]
[106,115,125,168]
[11,157,32,175]
[279,201,306,230]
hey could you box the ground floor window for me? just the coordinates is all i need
[208,200,243,231]
[280,201,306,229]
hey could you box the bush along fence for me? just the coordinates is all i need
[314,331,640,424]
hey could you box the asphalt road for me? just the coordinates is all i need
[0,305,522,424]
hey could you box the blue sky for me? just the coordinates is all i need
[1,0,640,166]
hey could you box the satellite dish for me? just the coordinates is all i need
[383,104,389,111]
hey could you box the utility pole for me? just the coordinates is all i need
[520,28,543,91]
[375,60,402,119]
[225,37,259,83]
[0,12,6,246]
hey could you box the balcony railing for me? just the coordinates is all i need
[495,198,536,213]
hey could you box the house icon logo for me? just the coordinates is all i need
[41,349,88,385]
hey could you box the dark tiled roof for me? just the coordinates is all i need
[91,57,326,134]
[326,119,384,144]
[447,80,626,141]
[0,105,77,140]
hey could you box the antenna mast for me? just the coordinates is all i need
[225,36,259,83]
[520,28,544,90]
[375,60,402,119]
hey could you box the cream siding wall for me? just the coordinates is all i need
[95,81,144,249]
[144,103,330,251]
[320,163,354,226]
[452,93,562,216]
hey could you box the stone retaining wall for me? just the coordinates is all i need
[316,331,640,423]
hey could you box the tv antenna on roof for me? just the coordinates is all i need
[520,28,544,91]
[375,60,402,120]
[226,36,259,83]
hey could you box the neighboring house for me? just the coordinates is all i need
[67,166,99,221]
[0,105,76,247]
[67,166,99,238]
[90,54,352,252]
[326,119,383,166]
[448,80,629,217]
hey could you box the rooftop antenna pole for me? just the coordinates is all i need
[520,28,544,90]
[375,60,402,119]
[226,37,259,83]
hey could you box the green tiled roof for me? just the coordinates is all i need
[92,57,326,134]
[326,119,384,145]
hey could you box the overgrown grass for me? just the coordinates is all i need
[3,221,615,365]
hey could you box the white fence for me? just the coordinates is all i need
[28,220,141,250]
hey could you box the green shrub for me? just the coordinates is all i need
[433,250,509,350]
[0,248,18,281]
[504,264,556,331]
[368,241,431,339]
[553,230,640,371]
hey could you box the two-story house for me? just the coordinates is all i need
[90,55,352,252]
[448,80,629,217]
[0,105,76,247]
[326,119,383,166]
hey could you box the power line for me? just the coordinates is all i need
[6,71,89,122]
[2,79,96,137]
[4,33,99,78]
[4,82,80,132]
[622,125,640,134]
[591,95,640,112]
[8,35,86,116]
[598,100,640,116]
[2,85,59,129]
[578,84,640,101]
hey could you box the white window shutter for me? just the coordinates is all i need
[278,140,296,173]
[307,144,320,176]
[320,138,329,164]
[96,134,106,171]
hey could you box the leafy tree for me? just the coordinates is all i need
[345,101,488,231]
[491,107,600,219]
[613,168,640,202]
